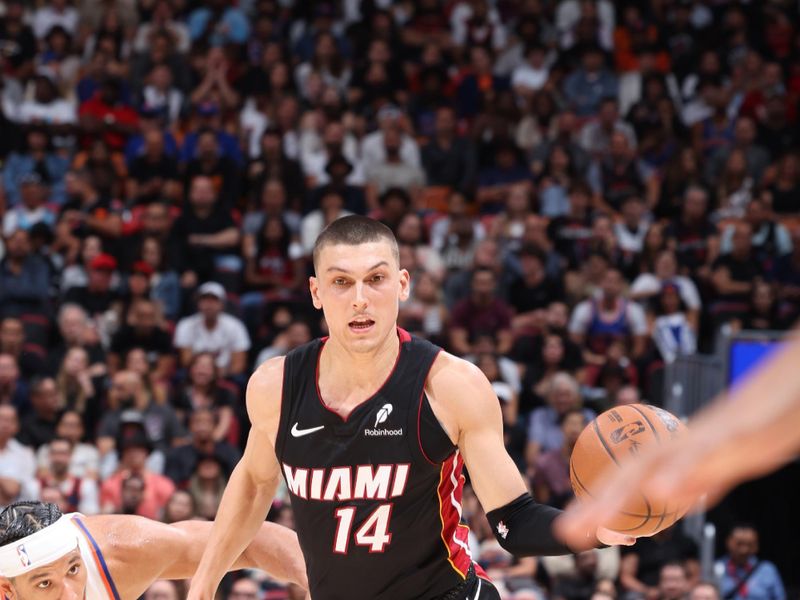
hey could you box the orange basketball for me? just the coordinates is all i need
[569,404,689,536]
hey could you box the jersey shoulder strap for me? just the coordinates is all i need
[274,337,324,458]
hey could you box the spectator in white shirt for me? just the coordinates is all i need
[361,105,421,177]
[613,196,651,254]
[30,437,100,514]
[32,0,79,40]
[36,409,100,479]
[578,97,637,159]
[512,44,552,98]
[630,249,702,332]
[173,282,251,377]
[17,72,77,128]
[299,119,364,186]
[0,405,36,508]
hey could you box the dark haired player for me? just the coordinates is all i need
[0,501,306,599]
[189,216,633,600]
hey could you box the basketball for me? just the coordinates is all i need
[570,404,689,536]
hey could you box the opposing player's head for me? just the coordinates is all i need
[0,502,86,600]
[310,216,409,352]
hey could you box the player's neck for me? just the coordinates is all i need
[318,331,400,408]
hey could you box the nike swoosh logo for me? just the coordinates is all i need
[291,423,325,437]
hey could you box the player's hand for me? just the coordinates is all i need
[596,526,635,547]
[556,440,708,549]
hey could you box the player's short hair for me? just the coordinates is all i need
[0,501,62,547]
[312,215,399,273]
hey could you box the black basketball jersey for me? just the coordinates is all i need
[274,328,484,600]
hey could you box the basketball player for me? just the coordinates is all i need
[188,216,633,600]
[0,501,307,599]
[557,331,800,548]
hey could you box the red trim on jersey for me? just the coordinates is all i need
[436,452,473,580]
[315,328,408,422]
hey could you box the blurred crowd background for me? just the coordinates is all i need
[0,0,798,598]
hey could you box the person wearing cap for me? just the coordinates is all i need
[62,253,119,319]
[173,282,251,377]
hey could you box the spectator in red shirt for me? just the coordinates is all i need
[100,429,175,520]
[78,76,139,151]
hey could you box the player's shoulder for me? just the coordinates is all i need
[427,351,494,401]
[246,356,287,417]
[80,514,173,557]
[248,355,286,389]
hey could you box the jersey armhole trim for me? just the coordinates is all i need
[417,348,444,466]
[417,391,438,466]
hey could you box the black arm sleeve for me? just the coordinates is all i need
[485,493,573,556]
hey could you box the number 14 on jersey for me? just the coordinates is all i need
[333,504,394,553]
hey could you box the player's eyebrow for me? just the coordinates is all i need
[29,570,54,583]
[327,261,389,273]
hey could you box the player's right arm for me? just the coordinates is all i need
[187,357,287,600]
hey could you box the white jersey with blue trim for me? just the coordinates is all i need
[66,514,121,600]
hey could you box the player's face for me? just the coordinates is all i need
[2,549,86,600]
[310,241,410,353]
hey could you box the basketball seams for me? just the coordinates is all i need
[591,414,654,525]
[591,419,620,466]
[569,456,677,522]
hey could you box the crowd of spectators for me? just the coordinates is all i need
[0,0,797,598]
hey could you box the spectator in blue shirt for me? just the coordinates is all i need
[715,524,785,600]
[0,229,52,318]
[563,46,618,117]
[187,0,249,47]
[180,103,243,166]
[2,128,70,206]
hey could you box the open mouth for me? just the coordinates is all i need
[348,318,375,332]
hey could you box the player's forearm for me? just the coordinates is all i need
[189,463,278,596]
[682,332,800,485]
[239,522,307,589]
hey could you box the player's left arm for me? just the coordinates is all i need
[427,353,633,556]
[93,516,307,599]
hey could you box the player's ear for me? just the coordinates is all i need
[309,276,322,309]
[398,269,411,302]
[0,578,16,599]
